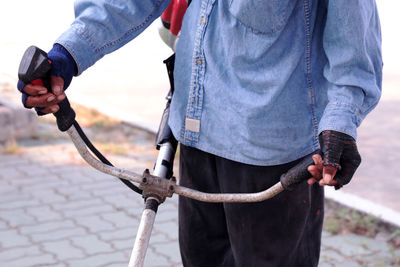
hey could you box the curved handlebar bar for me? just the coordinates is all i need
[67,125,318,203]
[67,126,143,183]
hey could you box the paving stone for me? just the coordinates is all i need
[153,220,179,242]
[154,207,178,223]
[143,246,171,267]
[75,214,116,233]
[31,227,87,242]
[91,186,132,197]
[153,241,182,264]
[18,179,70,191]
[54,185,80,195]
[26,206,64,222]
[0,245,41,261]
[102,194,144,211]
[20,220,76,234]
[100,228,137,241]
[320,248,345,263]
[318,262,334,267]
[0,191,31,204]
[0,219,8,229]
[163,195,179,209]
[322,230,332,239]
[63,203,115,217]
[107,263,127,267]
[66,251,126,267]
[0,198,41,210]
[336,260,361,267]
[322,234,369,257]
[42,240,86,261]
[148,232,171,245]
[111,238,135,250]
[52,198,104,211]
[79,179,122,191]
[0,229,30,248]
[64,191,94,201]
[0,183,17,194]
[52,167,89,178]
[327,234,390,258]
[54,186,93,201]
[0,208,37,227]
[17,164,55,176]
[81,168,117,182]
[359,255,391,267]
[346,234,390,254]
[41,263,68,267]
[5,253,57,267]
[0,166,24,179]
[171,262,184,267]
[28,189,68,204]
[0,155,30,166]
[101,211,137,228]
[70,235,114,255]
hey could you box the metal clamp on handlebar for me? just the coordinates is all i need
[140,169,176,203]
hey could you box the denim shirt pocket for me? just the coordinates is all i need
[228,0,297,34]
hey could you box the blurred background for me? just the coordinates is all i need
[0,1,400,266]
[0,0,174,132]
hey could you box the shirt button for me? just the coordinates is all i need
[201,17,206,24]
[196,58,202,65]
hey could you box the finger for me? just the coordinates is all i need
[25,93,58,108]
[312,154,323,171]
[54,93,66,103]
[41,104,60,114]
[307,178,317,185]
[22,84,48,96]
[308,165,322,180]
[326,180,338,186]
[316,179,338,187]
[319,165,337,186]
[51,76,64,96]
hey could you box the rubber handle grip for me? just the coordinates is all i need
[280,150,321,190]
[18,46,75,131]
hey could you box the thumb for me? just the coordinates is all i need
[50,76,64,96]
[320,165,338,186]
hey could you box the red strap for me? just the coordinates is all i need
[31,79,44,86]
[161,0,188,36]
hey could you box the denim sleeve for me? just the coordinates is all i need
[55,0,171,75]
[318,0,383,139]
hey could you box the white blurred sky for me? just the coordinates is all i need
[0,0,399,127]
[1,1,398,79]
[0,0,172,128]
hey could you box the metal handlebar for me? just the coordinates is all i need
[67,125,288,203]
[67,125,143,183]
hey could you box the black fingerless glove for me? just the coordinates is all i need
[319,130,361,190]
[17,44,76,115]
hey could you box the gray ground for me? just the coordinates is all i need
[1,119,399,267]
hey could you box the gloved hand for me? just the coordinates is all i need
[17,44,77,115]
[307,130,361,190]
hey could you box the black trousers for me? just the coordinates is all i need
[178,144,324,267]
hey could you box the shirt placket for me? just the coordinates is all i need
[183,0,214,145]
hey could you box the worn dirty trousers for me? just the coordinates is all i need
[178,144,324,267]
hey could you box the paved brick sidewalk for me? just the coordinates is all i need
[0,133,399,266]
[0,137,181,267]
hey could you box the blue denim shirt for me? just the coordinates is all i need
[56,0,382,166]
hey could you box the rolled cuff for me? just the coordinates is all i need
[55,24,99,76]
[318,102,362,140]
